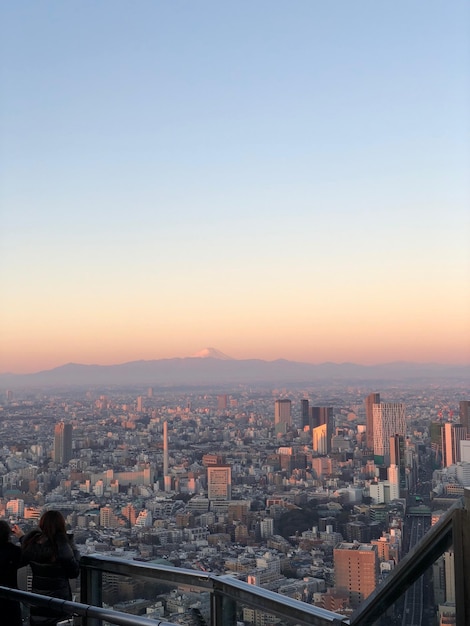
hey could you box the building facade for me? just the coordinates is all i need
[53,422,73,465]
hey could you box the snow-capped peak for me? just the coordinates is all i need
[192,347,234,360]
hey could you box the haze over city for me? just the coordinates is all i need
[1,2,469,374]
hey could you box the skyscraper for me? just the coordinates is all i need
[372,402,406,465]
[365,392,380,451]
[459,400,470,432]
[310,406,333,429]
[274,399,292,434]
[313,423,330,455]
[430,421,443,468]
[53,422,72,464]
[217,394,228,410]
[442,423,467,467]
[311,406,334,454]
[301,398,310,429]
[389,434,407,495]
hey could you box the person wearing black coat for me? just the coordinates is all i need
[0,519,23,626]
[13,510,80,626]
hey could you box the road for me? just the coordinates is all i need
[401,513,431,626]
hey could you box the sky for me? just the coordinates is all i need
[1,1,469,374]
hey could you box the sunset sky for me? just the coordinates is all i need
[1,2,469,374]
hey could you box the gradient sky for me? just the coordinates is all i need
[1,1,469,373]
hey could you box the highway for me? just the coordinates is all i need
[401,513,431,626]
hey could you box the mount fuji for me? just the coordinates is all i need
[191,347,234,360]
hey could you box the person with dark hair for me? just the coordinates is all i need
[13,510,80,626]
[0,519,23,626]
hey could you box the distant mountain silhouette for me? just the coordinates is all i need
[0,355,468,388]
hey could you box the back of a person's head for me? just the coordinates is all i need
[39,510,66,539]
[0,520,11,544]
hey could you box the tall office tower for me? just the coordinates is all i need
[301,398,310,429]
[430,421,443,468]
[311,407,334,454]
[274,399,292,434]
[136,396,143,412]
[459,401,470,432]
[310,406,333,428]
[442,423,467,467]
[53,422,72,464]
[207,465,231,501]
[313,422,330,455]
[333,543,378,609]
[389,434,407,495]
[365,392,380,451]
[372,402,406,466]
[217,394,228,410]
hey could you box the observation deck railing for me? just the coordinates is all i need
[0,488,468,626]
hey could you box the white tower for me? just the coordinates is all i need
[163,421,170,492]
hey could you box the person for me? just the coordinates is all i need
[13,511,80,626]
[0,519,23,626]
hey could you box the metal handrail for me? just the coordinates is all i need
[212,574,350,626]
[0,585,179,626]
[80,554,349,626]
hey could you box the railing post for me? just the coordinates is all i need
[454,489,470,626]
[80,564,102,626]
[211,589,237,626]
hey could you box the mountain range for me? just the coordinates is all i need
[1,348,468,388]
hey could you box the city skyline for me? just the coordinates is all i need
[1,2,469,374]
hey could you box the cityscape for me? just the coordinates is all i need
[1,2,469,625]
[0,359,469,624]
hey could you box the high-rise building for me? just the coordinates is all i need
[301,398,310,429]
[274,399,292,434]
[310,406,333,428]
[442,423,467,467]
[430,421,443,468]
[334,543,378,608]
[53,422,72,464]
[387,464,400,501]
[365,393,380,451]
[459,400,470,432]
[389,434,407,495]
[313,423,330,455]
[207,465,231,501]
[311,407,334,454]
[372,402,406,465]
[217,394,228,410]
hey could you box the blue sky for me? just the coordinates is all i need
[1,1,469,372]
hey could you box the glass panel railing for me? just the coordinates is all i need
[369,546,456,626]
[101,569,211,625]
[81,555,349,626]
[348,499,462,626]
